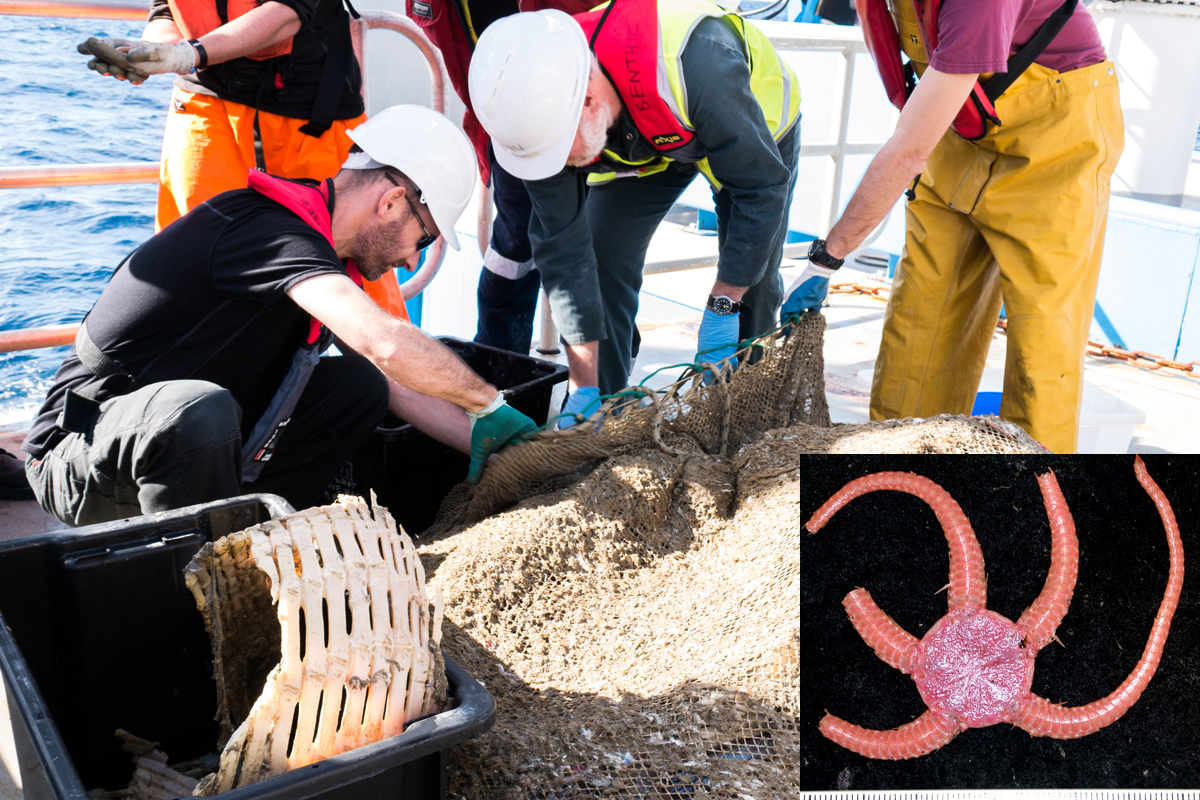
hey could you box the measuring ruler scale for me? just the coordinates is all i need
[801,794,1200,800]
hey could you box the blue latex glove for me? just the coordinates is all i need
[467,394,538,484]
[696,308,740,380]
[557,385,602,430]
[781,263,837,321]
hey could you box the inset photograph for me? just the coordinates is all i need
[800,456,1196,790]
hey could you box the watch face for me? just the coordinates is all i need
[713,296,733,314]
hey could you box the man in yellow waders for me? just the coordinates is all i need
[76,0,409,319]
[782,0,1123,453]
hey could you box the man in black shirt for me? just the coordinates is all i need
[24,106,537,527]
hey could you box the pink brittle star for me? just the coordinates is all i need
[805,457,1184,760]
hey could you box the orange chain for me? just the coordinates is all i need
[831,282,1200,381]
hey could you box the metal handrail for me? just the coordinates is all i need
[0,324,80,354]
[0,3,449,327]
[0,162,158,188]
[528,20,891,353]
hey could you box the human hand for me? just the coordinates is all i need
[781,263,836,321]
[78,36,148,84]
[466,394,538,485]
[696,308,740,383]
[556,386,601,430]
[124,39,199,75]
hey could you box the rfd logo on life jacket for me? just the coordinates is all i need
[576,1,696,154]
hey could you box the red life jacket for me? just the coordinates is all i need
[575,1,696,154]
[246,169,372,342]
[241,170,378,478]
[168,0,292,60]
[857,0,1079,141]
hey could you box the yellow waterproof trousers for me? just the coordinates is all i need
[156,89,410,320]
[869,60,1124,453]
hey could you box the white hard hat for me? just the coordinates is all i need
[468,9,591,181]
[346,105,476,250]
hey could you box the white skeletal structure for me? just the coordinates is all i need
[185,495,444,794]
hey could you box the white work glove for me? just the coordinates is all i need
[78,36,197,82]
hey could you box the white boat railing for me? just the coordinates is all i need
[0,0,450,348]
[0,6,888,358]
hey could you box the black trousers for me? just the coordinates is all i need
[475,151,541,355]
[28,355,388,526]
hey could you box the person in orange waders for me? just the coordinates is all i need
[781,0,1122,454]
[76,0,409,320]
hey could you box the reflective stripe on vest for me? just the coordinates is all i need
[576,0,801,188]
[167,0,293,60]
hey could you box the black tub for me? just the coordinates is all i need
[0,494,494,800]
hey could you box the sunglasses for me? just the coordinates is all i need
[385,172,438,251]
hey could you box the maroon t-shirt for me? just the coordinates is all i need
[930,0,1107,75]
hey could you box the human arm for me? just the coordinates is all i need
[824,67,979,260]
[525,170,605,392]
[682,19,796,305]
[289,273,496,410]
[289,274,535,482]
[81,0,302,80]
[682,19,796,363]
[387,378,471,453]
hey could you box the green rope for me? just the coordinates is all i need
[539,311,810,432]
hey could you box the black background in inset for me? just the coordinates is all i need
[800,456,1199,790]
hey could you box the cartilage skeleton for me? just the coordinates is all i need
[184,494,445,795]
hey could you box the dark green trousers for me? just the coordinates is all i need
[586,125,800,394]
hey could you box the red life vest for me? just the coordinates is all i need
[241,170,380,478]
[246,169,373,342]
[858,0,1078,141]
[168,0,292,60]
[575,1,696,154]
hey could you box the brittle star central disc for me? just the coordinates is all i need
[914,609,1033,728]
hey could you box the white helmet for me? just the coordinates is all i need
[468,9,591,181]
[346,104,476,250]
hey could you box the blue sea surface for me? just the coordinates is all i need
[0,15,172,424]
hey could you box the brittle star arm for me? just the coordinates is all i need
[819,709,961,760]
[1014,457,1184,739]
[806,472,987,610]
[843,588,919,673]
[1015,470,1080,655]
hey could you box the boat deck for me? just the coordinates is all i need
[4,193,1200,796]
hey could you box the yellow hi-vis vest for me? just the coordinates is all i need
[576,0,801,190]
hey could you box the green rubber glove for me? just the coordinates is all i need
[466,394,538,485]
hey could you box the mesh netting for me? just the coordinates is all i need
[107,313,1045,800]
[458,313,1042,527]
[183,495,445,795]
[412,314,1043,798]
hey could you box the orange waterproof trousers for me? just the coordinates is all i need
[156,88,409,320]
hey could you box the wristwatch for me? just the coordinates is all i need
[188,39,209,72]
[807,238,845,270]
[706,294,742,315]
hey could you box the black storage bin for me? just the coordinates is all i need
[348,336,568,534]
[0,495,495,800]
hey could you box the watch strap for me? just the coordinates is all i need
[188,39,208,71]
[706,294,742,314]
[808,238,845,270]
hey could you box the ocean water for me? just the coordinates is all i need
[0,15,172,424]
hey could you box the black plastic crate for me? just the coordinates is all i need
[0,494,495,800]
[347,336,568,534]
